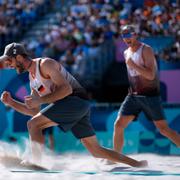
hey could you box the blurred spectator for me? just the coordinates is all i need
[2,0,179,92]
[72,49,87,80]
[160,33,180,62]
[60,50,75,73]
[0,0,54,48]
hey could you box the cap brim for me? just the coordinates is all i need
[0,55,9,62]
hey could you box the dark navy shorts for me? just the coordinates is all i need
[119,95,165,121]
[40,96,95,139]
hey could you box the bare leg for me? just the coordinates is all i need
[154,120,180,147]
[81,136,147,167]
[27,113,58,163]
[113,115,135,152]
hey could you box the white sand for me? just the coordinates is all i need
[0,141,179,180]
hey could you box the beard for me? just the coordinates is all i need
[16,61,26,74]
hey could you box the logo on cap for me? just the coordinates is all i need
[13,48,17,55]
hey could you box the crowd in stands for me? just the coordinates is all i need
[0,0,54,48]
[0,0,179,85]
[160,32,180,62]
[24,0,179,72]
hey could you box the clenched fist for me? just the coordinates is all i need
[0,91,13,106]
[126,58,135,68]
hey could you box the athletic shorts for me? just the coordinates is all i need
[40,96,95,139]
[119,95,165,121]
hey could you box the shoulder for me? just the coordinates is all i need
[39,58,61,78]
[40,58,60,70]
[142,44,154,54]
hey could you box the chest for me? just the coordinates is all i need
[125,48,144,66]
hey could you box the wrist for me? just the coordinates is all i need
[8,99,14,107]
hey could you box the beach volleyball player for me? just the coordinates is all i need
[0,42,147,167]
[113,25,180,154]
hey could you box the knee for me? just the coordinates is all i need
[27,119,32,131]
[27,117,39,132]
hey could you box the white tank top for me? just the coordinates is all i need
[124,43,144,77]
[124,43,160,95]
[29,58,85,97]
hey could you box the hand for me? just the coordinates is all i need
[25,95,41,109]
[0,91,13,106]
[126,58,135,68]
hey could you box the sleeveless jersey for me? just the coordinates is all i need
[124,43,160,96]
[29,58,88,99]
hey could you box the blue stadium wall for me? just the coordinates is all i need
[0,69,180,155]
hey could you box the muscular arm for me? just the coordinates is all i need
[9,100,40,116]
[127,46,157,80]
[2,89,40,116]
[39,59,72,104]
